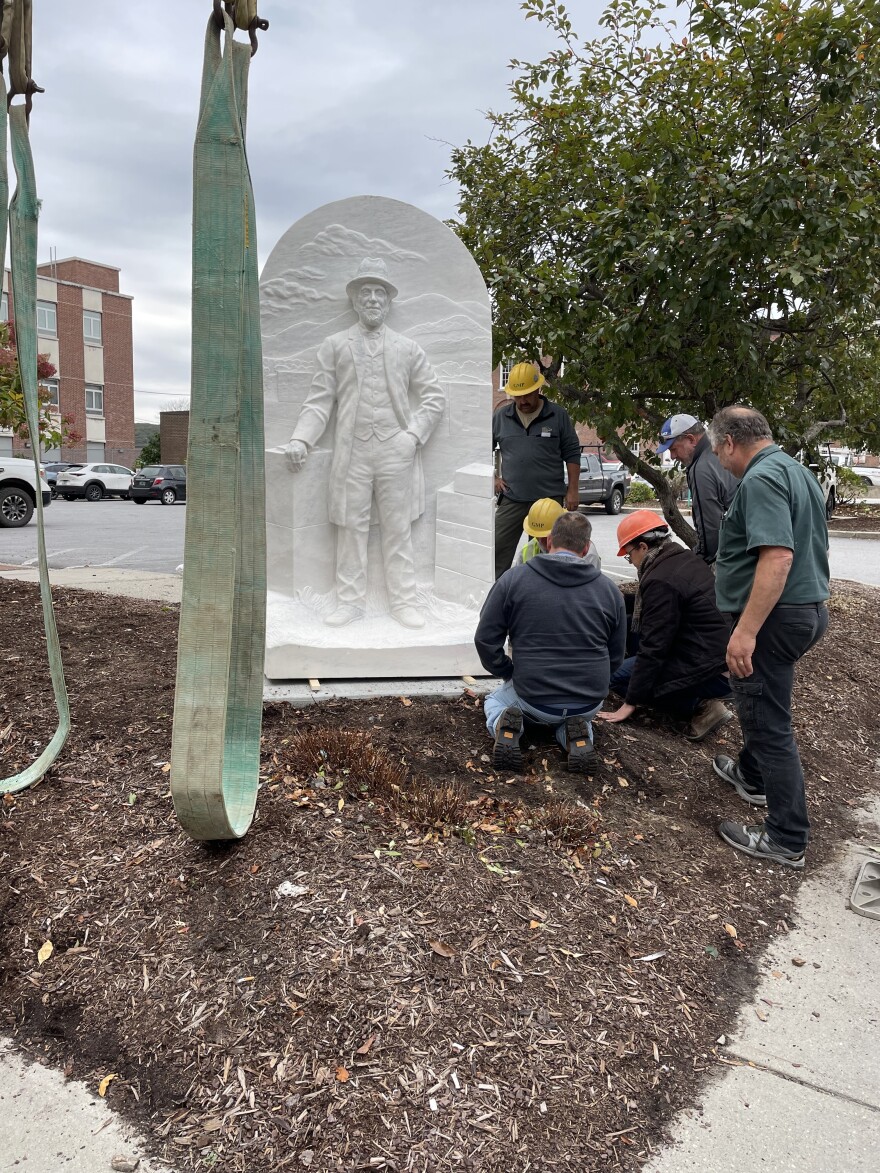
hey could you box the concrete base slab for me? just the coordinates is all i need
[0,1039,169,1172]
[645,1063,880,1172]
[264,675,498,705]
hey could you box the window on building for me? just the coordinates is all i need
[0,292,7,321]
[42,377,60,407]
[83,309,102,343]
[85,383,104,415]
[37,299,57,336]
[500,359,513,387]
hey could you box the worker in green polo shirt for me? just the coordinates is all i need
[709,405,830,869]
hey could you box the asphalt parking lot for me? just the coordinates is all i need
[1,498,879,586]
[0,496,187,576]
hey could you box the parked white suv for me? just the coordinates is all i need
[0,456,52,527]
[55,462,133,501]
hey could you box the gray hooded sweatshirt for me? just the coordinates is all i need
[474,553,626,708]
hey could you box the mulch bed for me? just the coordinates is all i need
[828,505,880,531]
[0,578,877,1171]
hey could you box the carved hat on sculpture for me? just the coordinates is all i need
[345,257,399,301]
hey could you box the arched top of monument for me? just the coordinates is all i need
[260,195,490,342]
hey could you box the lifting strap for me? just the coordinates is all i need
[170,12,266,840]
[0,36,71,795]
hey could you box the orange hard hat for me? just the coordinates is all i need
[616,510,669,556]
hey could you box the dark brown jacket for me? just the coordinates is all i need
[626,544,730,705]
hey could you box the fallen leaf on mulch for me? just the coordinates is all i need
[356,1034,376,1055]
[723,923,738,938]
[335,1067,350,1082]
[428,939,456,958]
[623,894,638,908]
[36,940,53,965]
[98,1073,118,1097]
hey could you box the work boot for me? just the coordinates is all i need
[717,820,805,869]
[685,698,734,742]
[324,604,363,627]
[493,706,524,771]
[712,754,767,807]
[391,606,425,629]
[565,716,597,774]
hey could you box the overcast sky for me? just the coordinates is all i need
[26,0,605,422]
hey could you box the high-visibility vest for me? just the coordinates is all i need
[520,537,542,563]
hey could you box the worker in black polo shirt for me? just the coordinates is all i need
[492,363,582,579]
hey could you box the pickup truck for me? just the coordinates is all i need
[576,450,631,514]
[0,456,52,527]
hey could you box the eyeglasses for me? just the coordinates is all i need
[624,547,634,563]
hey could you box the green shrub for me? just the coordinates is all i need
[627,481,656,504]
[836,465,868,507]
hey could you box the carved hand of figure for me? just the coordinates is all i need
[285,439,308,473]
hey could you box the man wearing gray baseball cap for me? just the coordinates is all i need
[657,413,738,565]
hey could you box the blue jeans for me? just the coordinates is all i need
[729,603,828,852]
[484,681,602,749]
[610,657,731,718]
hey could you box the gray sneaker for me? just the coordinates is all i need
[713,754,767,807]
[718,820,805,869]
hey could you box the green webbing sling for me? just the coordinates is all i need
[170,12,266,840]
[0,90,71,795]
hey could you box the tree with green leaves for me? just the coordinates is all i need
[136,430,162,468]
[449,0,880,537]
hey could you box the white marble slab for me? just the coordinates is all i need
[261,196,493,679]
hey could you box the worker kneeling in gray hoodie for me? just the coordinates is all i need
[474,511,626,774]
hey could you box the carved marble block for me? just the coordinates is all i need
[261,196,494,679]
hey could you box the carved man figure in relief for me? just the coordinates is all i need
[285,259,445,628]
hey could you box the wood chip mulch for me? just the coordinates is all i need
[0,577,877,1172]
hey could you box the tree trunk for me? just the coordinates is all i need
[605,435,697,548]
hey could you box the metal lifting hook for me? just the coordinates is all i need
[212,0,269,56]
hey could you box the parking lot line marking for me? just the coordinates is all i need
[95,547,148,567]
[22,548,77,567]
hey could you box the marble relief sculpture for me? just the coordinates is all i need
[261,195,495,680]
[284,259,444,629]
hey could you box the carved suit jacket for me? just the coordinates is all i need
[291,324,445,526]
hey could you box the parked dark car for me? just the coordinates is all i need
[576,449,631,514]
[43,461,75,499]
[130,464,187,505]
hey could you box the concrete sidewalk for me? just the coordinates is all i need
[0,565,182,602]
[0,1040,167,1172]
[646,799,880,1172]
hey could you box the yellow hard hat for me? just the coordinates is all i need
[523,497,565,537]
[504,362,546,397]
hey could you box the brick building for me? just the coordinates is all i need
[159,410,189,464]
[0,257,136,466]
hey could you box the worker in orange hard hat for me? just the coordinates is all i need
[597,511,734,742]
[492,362,582,579]
[515,497,601,568]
